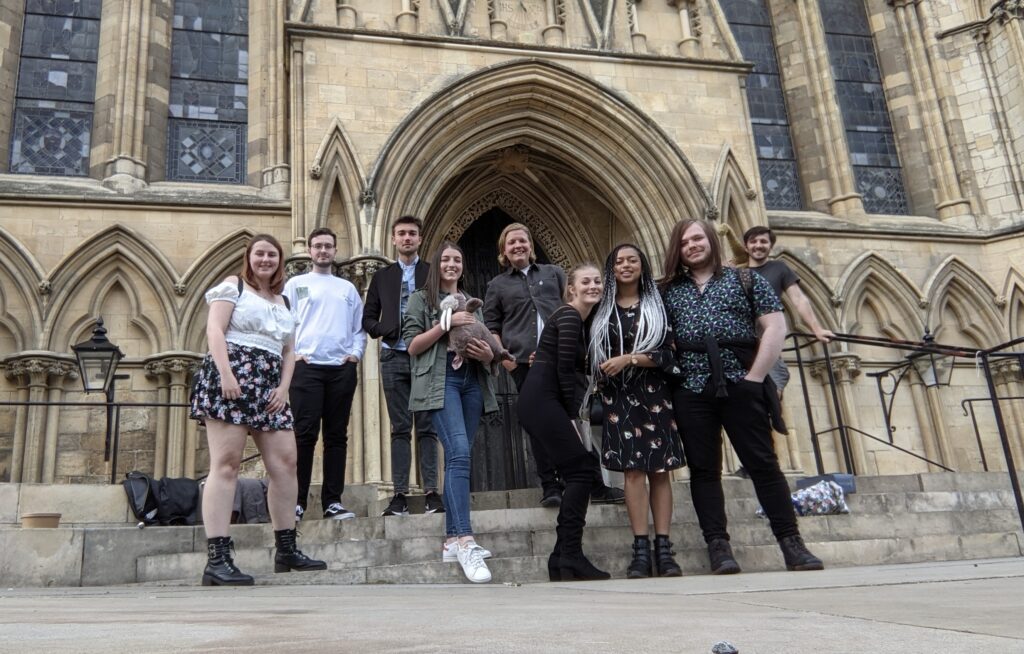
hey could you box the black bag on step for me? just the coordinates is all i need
[123,471,159,525]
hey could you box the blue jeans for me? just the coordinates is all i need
[431,356,484,537]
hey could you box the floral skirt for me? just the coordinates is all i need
[189,342,294,432]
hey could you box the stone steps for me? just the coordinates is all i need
[4,472,1023,587]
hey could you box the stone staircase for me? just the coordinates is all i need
[1,472,1022,587]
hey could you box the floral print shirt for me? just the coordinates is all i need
[661,267,783,393]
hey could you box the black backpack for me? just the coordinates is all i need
[122,471,200,527]
[123,471,159,525]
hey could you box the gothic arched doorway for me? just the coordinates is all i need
[458,208,552,491]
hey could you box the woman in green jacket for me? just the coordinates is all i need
[402,241,498,583]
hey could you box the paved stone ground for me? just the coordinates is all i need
[1,558,1022,653]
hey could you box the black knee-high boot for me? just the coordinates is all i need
[202,536,254,586]
[274,528,327,572]
[556,467,609,581]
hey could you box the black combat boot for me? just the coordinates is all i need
[778,535,824,571]
[202,536,254,586]
[626,536,652,579]
[274,528,328,573]
[653,535,682,577]
[707,538,741,575]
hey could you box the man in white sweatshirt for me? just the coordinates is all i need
[284,227,366,521]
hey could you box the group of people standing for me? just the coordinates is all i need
[187,214,829,587]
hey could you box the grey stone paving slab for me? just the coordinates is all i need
[0,558,1022,653]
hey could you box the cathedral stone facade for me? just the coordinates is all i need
[1,0,1023,489]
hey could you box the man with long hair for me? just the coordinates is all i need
[660,219,824,574]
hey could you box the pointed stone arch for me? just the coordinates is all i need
[1001,268,1024,341]
[711,145,764,254]
[43,226,179,352]
[179,229,257,352]
[774,251,839,332]
[923,256,1004,347]
[61,272,164,357]
[310,116,365,253]
[0,227,45,351]
[835,253,924,341]
[366,59,713,261]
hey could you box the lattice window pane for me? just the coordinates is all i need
[169,79,247,123]
[847,131,900,167]
[167,119,246,184]
[730,24,778,74]
[10,100,92,176]
[718,0,772,26]
[21,14,100,60]
[26,0,102,19]
[826,33,880,82]
[754,124,796,160]
[747,74,790,124]
[171,30,248,82]
[16,58,97,102]
[173,0,247,34]
[819,0,871,35]
[759,159,803,210]
[854,166,908,214]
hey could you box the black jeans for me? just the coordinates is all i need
[674,379,799,542]
[290,360,358,511]
[380,348,438,494]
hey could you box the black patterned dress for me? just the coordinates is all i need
[598,304,685,472]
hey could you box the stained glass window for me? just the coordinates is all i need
[820,0,908,214]
[10,0,101,176]
[167,0,248,184]
[720,0,803,210]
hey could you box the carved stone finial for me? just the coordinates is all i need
[174,282,187,296]
[38,280,52,295]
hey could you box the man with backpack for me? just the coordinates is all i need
[284,227,366,522]
[659,219,823,575]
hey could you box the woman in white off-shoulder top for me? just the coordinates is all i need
[189,234,325,586]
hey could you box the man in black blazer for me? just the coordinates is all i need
[363,215,442,517]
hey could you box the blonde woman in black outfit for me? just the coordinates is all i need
[518,263,610,582]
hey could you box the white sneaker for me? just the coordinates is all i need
[295,505,304,522]
[442,540,492,562]
[456,542,492,583]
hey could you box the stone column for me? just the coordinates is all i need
[341,258,389,486]
[290,38,308,252]
[543,0,566,46]
[97,0,152,191]
[668,0,700,57]
[144,353,202,478]
[990,358,1024,472]
[792,0,865,217]
[809,355,865,474]
[0,354,77,483]
[906,376,943,471]
[488,0,508,40]
[972,26,1024,210]
[396,0,416,33]
[887,0,971,222]
[626,0,647,53]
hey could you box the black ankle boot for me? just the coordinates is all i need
[778,535,824,571]
[547,551,561,582]
[707,538,741,575]
[202,536,254,586]
[274,528,327,573]
[653,535,682,577]
[558,553,611,581]
[626,537,652,579]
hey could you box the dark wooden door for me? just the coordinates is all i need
[457,208,551,491]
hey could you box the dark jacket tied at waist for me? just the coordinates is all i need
[675,335,787,433]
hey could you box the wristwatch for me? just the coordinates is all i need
[630,355,639,367]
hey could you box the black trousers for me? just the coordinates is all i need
[674,379,799,543]
[290,360,358,511]
[511,365,562,493]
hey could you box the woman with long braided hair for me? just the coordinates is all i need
[589,243,685,578]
